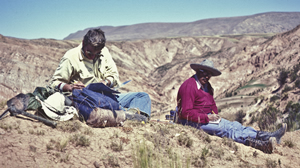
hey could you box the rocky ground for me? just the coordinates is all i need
[0,112,300,168]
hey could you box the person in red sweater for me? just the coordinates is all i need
[176,59,286,153]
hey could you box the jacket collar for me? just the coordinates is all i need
[78,43,84,61]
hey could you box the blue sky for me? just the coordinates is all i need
[1,0,299,40]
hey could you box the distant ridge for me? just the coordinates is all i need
[64,12,300,41]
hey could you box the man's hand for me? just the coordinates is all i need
[208,114,220,121]
[63,81,85,92]
[73,81,85,90]
[99,79,111,87]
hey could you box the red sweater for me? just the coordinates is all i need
[177,76,218,124]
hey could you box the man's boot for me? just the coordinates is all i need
[245,137,276,154]
[256,123,287,144]
[125,108,149,122]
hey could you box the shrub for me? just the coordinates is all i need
[236,110,246,124]
[57,120,82,132]
[225,91,233,97]
[213,148,224,159]
[284,140,295,148]
[270,95,280,102]
[69,134,90,147]
[290,71,298,82]
[284,102,300,131]
[277,68,288,85]
[282,85,293,93]
[0,100,6,110]
[266,159,277,168]
[258,106,280,131]
[295,79,300,88]
[106,155,120,168]
[201,147,209,159]
[46,138,68,152]
[110,139,123,152]
[132,140,153,168]
[293,63,300,73]
[178,134,193,148]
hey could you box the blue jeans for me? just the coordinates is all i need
[116,92,151,117]
[178,118,257,144]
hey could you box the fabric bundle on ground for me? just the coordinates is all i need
[86,108,125,127]
[71,83,121,122]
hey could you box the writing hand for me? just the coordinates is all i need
[99,79,111,87]
[208,114,220,121]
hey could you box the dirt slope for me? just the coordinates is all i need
[1,115,300,168]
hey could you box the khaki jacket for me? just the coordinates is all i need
[49,43,120,89]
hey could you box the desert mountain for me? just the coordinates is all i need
[64,12,300,41]
[1,21,300,167]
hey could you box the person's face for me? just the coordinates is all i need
[197,70,212,85]
[82,43,103,60]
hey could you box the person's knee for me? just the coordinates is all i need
[137,92,151,99]
[138,92,149,96]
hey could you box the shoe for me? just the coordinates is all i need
[256,123,287,144]
[245,137,276,154]
[126,108,140,114]
[125,112,148,122]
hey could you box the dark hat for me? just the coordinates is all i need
[190,59,221,76]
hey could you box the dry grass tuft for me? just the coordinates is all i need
[69,134,90,147]
[57,120,82,132]
[110,139,124,152]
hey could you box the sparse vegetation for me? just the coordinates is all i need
[282,85,293,93]
[295,79,300,88]
[193,146,209,167]
[60,153,70,163]
[69,134,91,147]
[222,137,239,151]
[83,127,94,135]
[277,68,289,86]
[258,106,281,131]
[29,129,45,135]
[0,100,6,110]
[106,155,120,168]
[270,95,280,102]
[110,139,124,151]
[266,158,277,168]
[178,134,193,148]
[46,138,68,152]
[57,120,82,132]
[284,102,300,131]
[0,123,13,131]
[284,140,295,148]
[235,110,246,124]
[225,91,233,97]
[132,139,153,168]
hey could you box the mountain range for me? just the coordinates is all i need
[64,12,300,41]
